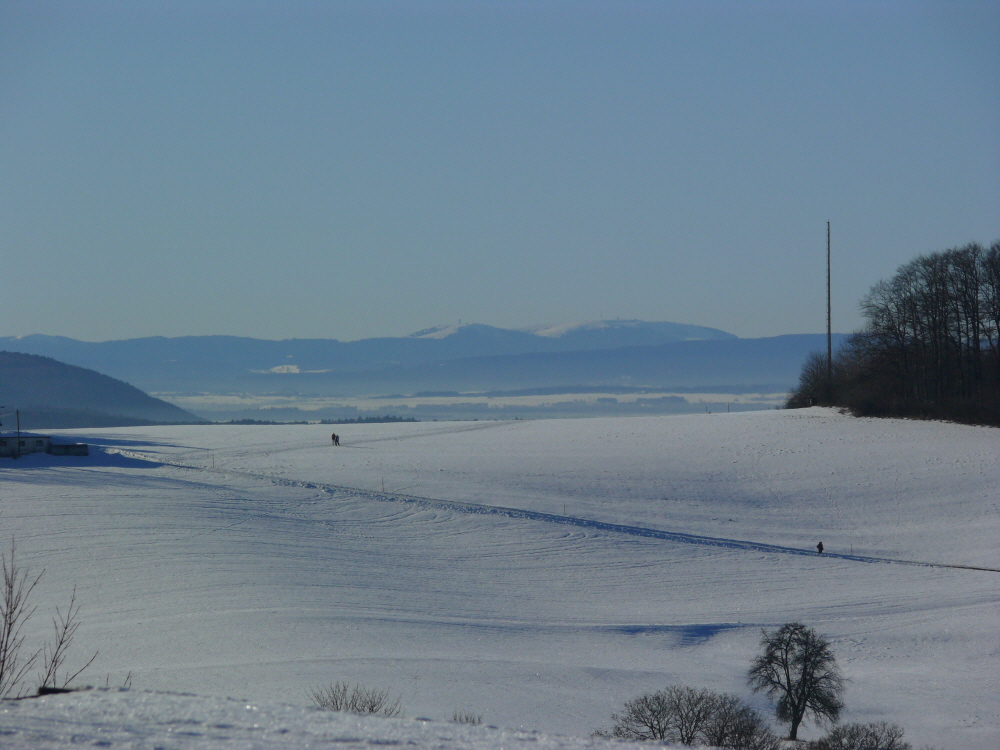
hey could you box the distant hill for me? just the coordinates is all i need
[0,351,204,429]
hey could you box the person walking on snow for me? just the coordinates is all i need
[816,541,824,554]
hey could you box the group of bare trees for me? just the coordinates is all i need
[789,241,1000,425]
[596,684,781,749]
[598,622,921,750]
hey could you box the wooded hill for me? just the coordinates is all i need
[0,351,203,429]
[788,241,1000,426]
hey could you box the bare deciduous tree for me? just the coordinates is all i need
[786,351,836,408]
[0,539,97,697]
[38,586,98,692]
[703,693,784,750]
[0,540,43,697]
[747,622,844,741]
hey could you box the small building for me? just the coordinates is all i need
[0,432,50,457]
[0,433,89,458]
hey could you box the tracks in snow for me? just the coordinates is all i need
[105,447,1000,575]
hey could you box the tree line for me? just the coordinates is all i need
[788,241,1000,425]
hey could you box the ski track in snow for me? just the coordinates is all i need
[104,446,1000,576]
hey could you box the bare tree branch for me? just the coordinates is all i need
[0,539,44,698]
[38,585,98,690]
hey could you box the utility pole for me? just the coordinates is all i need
[15,409,20,459]
[827,221,833,387]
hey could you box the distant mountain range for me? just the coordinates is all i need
[0,321,735,392]
[306,333,849,394]
[0,322,845,411]
[0,351,202,429]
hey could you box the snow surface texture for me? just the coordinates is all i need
[1,409,997,748]
[2,688,658,750]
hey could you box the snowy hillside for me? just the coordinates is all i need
[0,350,201,427]
[1,409,997,748]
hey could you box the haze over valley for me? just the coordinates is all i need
[1,321,848,423]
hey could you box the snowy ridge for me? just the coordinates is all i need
[523,321,613,337]
[409,325,463,339]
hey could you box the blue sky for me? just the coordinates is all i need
[2,0,997,342]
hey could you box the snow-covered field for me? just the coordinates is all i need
[1,408,997,748]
